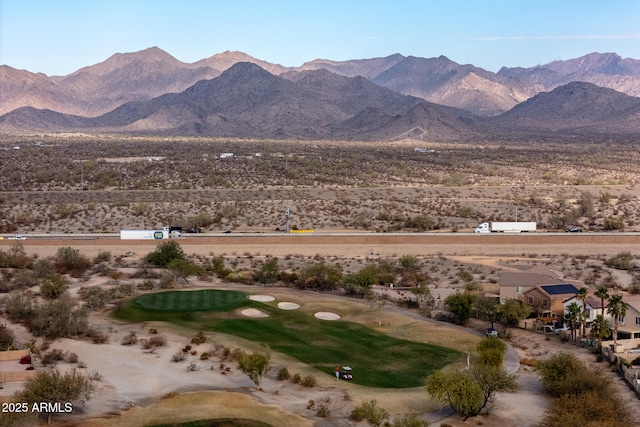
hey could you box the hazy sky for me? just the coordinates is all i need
[2,0,639,76]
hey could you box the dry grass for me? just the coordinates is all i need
[71,390,312,427]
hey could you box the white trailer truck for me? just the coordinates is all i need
[120,227,182,240]
[474,222,536,233]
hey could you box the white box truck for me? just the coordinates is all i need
[120,227,182,240]
[474,222,536,233]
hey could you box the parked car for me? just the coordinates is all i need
[565,226,583,233]
[485,328,498,337]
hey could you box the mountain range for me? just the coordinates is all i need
[1,47,639,142]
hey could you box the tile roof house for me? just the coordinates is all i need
[524,283,580,321]
[498,265,583,303]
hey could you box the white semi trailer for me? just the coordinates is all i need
[474,222,536,233]
[120,227,182,240]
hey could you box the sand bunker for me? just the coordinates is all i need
[277,302,300,310]
[249,295,275,302]
[240,308,269,318]
[314,312,341,320]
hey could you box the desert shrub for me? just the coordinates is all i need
[191,331,206,345]
[53,247,91,277]
[605,251,635,271]
[40,274,69,299]
[121,332,138,346]
[86,328,108,344]
[292,373,301,384]
[92,250,112,264]
[32,257,55,278]
[603,216,624,231]
[136,279,156,290]
[29,297,90,339]
[254,258,280,284]
[391,413,431,427]
[277,367,291,380]
[65,352,79,363]
[0,324,15,350]
[316,404,331,418]
[351,400,389,426]
[171,351,186,362]
[187,361,199,371]
[147,335,166,347]
[42,348,65,365]
[301,374,317,387]
[19,354,31,364]
[12,269,39,290]
[200,352,211,360]
[297,261,342,291]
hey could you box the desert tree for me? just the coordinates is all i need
[298,261,342,291]
[145,240,186,268]
[17,368,95,424]
[235,346,271,387]
[473,296,501,329]
[497,298,529,334]
[166,258,200,284]
[412,282,435,316]
[254,258,279,284]
[444,293,476,325]
[344,265,378,298]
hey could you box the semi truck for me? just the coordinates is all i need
[474,222,536,233]
[120,227,183,240]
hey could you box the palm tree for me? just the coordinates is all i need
[576,287,589,337]
[565,302,581,341]
[590,314,612,352]
[607,293,628,354]
[594,285,609,319]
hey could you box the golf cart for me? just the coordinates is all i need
[341,366,353,380]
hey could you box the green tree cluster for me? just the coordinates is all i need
[537,352,631,426]
[425,336,517,421]
[444,293,476,325]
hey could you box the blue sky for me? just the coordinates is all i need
[2,0,639,76]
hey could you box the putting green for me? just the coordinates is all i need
[135,289,247,311]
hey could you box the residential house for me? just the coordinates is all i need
[614,293,640,350]
[523,283,580,325]
[498,265,582,303]
[563,288,607,330]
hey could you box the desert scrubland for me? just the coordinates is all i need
[0,136,639,427]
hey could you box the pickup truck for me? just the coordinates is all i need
[544,325,570,334]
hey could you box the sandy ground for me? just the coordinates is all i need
[5,279,639,427]
[1,237,639,426]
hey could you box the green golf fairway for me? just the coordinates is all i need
[117,290,462,388]
[136,289,247,311]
